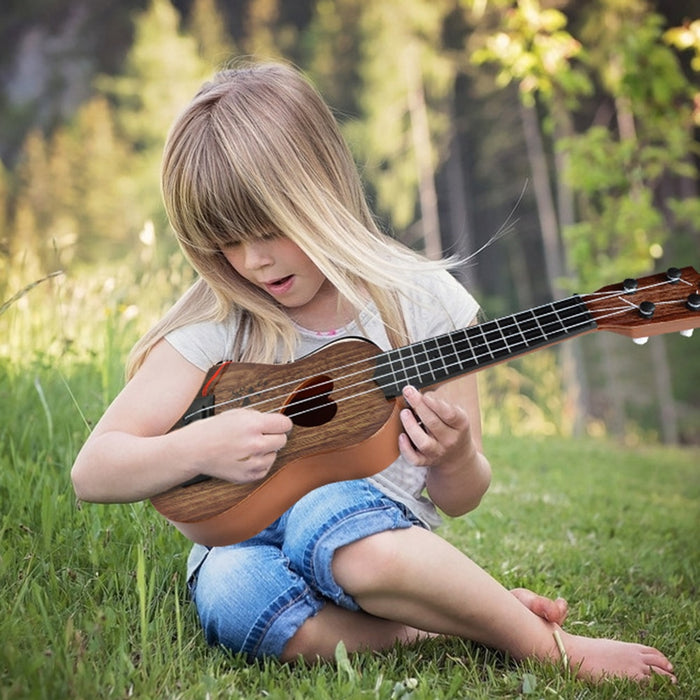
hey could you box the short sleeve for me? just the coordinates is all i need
[403,269,479,343]
[165,319,233,371]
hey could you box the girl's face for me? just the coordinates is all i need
[221,236,334,321]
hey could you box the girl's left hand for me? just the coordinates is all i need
[398,385,475,470]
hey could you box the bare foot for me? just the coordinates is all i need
[558,628,676,683]
[510,587,569,625]
[509,589,675,683]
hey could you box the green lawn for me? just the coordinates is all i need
[1,349,697,699]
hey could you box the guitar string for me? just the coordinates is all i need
[189,295,596,417]
[184,295,595,420]
[183,280,695,423]
[193,276,692,418]
[272,298,691,425]
[583,276,693,297]
[185,286,691,422]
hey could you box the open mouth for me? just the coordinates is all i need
[264,275,294,294]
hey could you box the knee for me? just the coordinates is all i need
[332,529,407,596]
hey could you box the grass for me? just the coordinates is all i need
[1,270,698,699]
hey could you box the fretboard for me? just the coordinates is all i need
[373,295,597,398]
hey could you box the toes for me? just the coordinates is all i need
[509,588,569,625]
[551,597,569,624]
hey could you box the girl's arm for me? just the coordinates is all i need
[398,373,492,516]
[71,339,292,503]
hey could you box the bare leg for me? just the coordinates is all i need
[328,527,675,683]
[281,585,570,663]
[280,603,429,663]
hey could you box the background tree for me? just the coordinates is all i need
[468,0,593,434]
[346,0,457,259]
[561,0,699,442]
[0,163,9,296]
[95,0,210,237]
[188,0,238,68]
[0,0,697,442]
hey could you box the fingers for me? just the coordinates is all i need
[238,415,290,470]
[399,385,469,466]
[194,408,293,483]
[399,407,431,457]
[261,411,294,435]
[238,450,280,481]
[403,385,463,431]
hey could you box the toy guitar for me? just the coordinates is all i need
[151,266,700,546]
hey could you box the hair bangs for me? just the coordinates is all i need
[167,136,279,255]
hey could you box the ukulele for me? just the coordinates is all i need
[151,266,700,546]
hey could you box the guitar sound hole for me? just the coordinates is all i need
[283,375,337,427]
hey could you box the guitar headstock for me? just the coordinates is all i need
[582,266,700,341]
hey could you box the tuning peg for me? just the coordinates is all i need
[623,278,638,293]
[680,329,694,338]
[633,337,649,345]
[638,301,655,318]
[666,267,682,283]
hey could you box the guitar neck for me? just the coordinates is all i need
[373,295,596,398]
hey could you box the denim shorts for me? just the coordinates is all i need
[188,478,422,660]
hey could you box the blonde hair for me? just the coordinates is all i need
[127,61,454,378]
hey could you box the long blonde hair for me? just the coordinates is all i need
[127,61,454,378]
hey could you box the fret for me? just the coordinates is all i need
[516,308,546,345]
[395,346,414,385]
[550,300,571,336]
[450,328,478,370]
[425,337,449,379]
[534,305,561,339]
[446,330,465,372]
[407,341,428,384]
[552,304,566,334]
[435,333,461,374]
[497,314,531,354]
[510,311,532,347]
[373,295,596,398]
[554,297,589,332]
[386,351,404,389]
[496,317,512,354]
[403,343,420,385]
[476,323,496,359]
[481,320,507,358]
[418,339,441,383]
[413,340,435,383]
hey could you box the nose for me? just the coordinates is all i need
[241,240,273,270]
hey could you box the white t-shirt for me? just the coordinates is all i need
[166,268,479,554]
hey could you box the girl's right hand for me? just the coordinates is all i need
[71,340,295,504]
[179,408,293,484]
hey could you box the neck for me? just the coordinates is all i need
[288,280,356,332]
[373,294,597,398]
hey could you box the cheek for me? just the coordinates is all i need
[221,249,243,272]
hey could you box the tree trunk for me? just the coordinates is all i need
[598,332,627,437]
[519,99,586,435]
[613,94,679,443]
[553,106,589,436]
[519,100,564,296]
[443,104,477,289]
[650,335,679,444]
[404,46,441,260]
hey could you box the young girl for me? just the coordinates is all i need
[71,62,675,683]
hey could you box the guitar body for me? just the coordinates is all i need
[150,337,403,546]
